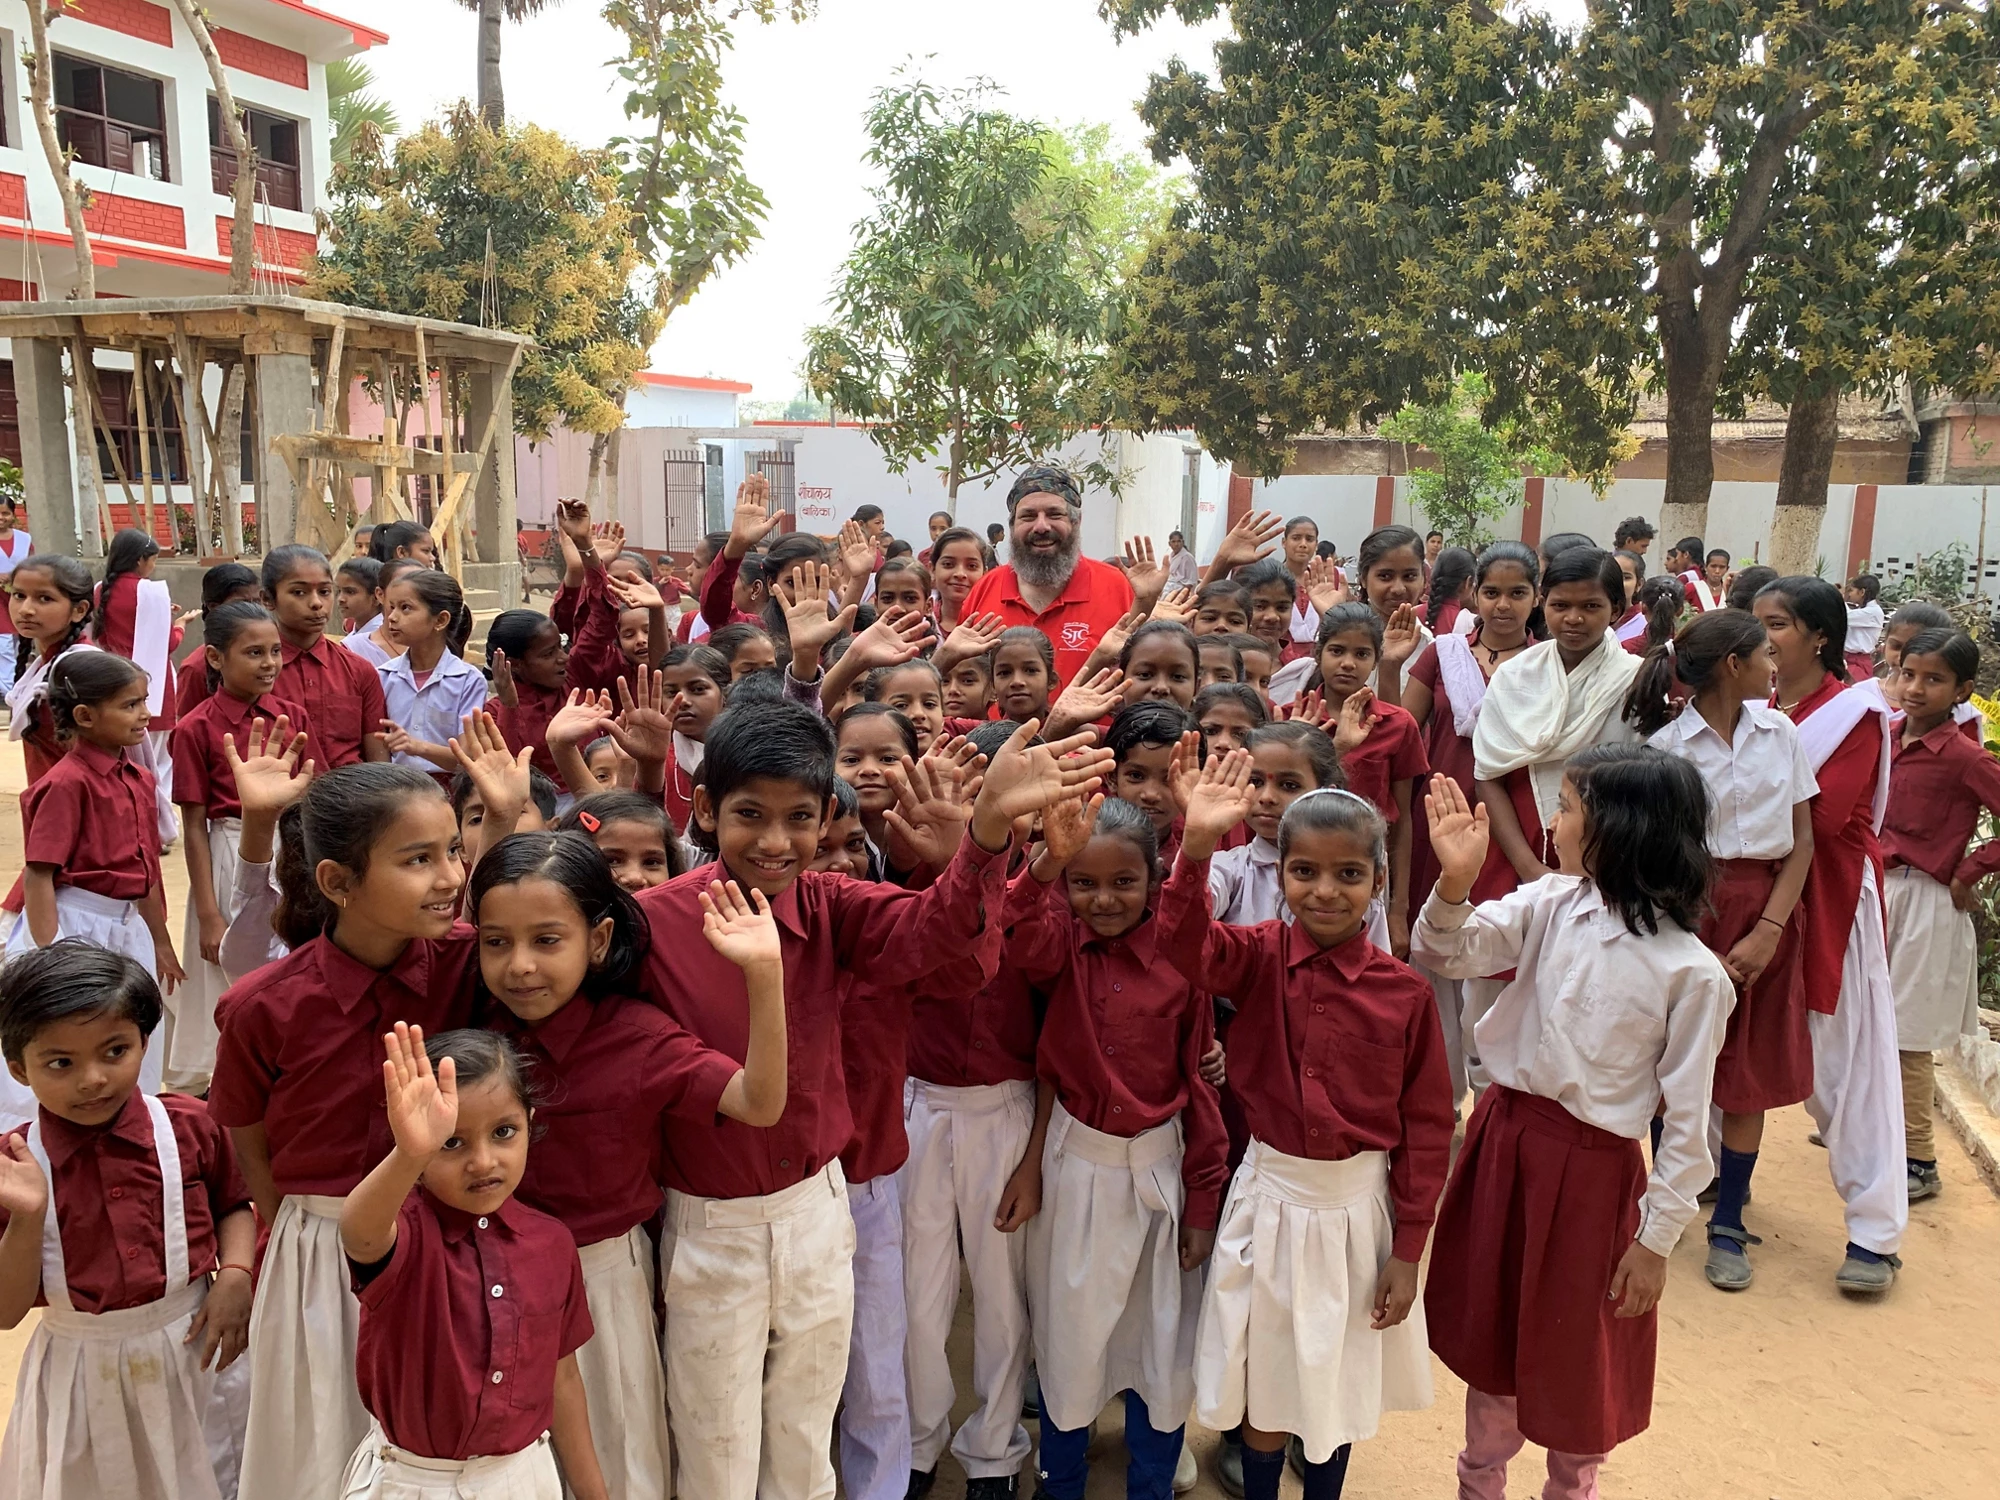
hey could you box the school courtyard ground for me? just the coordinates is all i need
[0,736,1992,1498]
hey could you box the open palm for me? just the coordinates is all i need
[382,1023,457,1162]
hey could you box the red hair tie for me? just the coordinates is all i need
[578,811,601,833]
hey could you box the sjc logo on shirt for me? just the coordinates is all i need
[1060,621,1092,651]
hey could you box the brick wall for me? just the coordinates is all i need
[0,174,24,221]
[213,28,309,89]
[215,217,316,270]
[69,0,174,47]
[84,192,186,248]
[0,280,36,300]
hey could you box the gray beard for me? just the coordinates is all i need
[1012,533,1079,592]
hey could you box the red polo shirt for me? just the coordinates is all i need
[959,557,1135,692]
[353,1189,591,1461]
[482,991,739,1245]
[0,1092,249,1313]
[1882,718,2000,888]
[208,932,478,1196]
[171,689,321,820]
[21,740,162,900]
[1159,855,1454,1261]
[276,636,387,769]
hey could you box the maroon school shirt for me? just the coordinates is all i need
[0,1093,249,1313]
[635,836,1010,1200]
[491,678,566,788]
[1334,700,1428,823]
[171,689,321,820]
[1158,855,1454,1262]
[174,653,212,719]
[1882,717,2000,888]
[564,566,648,699]
[906,953,1039,1089]
[20,740,161,899]
[482,992,738,1246]
[353,1189,591,1461]
[276,636,386,769]
[1002,870,1228,1231]
[208,933,478,1197]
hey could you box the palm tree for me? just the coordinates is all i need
[327,57,399,163]
[455,0,552,128]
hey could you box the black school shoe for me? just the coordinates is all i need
[906,1468,937,1500]
[966,1477,1019,1500]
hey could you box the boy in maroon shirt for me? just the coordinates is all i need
[636,698,1111,1500]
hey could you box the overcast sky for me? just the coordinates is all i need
[335,0,1231,401]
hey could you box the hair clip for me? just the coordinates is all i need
[1292,787,1376,811]
[577,811,601,833]
[1664,638,1677,660]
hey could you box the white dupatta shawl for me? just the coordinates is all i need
[1472,630,1640,828]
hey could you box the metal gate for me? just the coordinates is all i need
[747,447,797,522]
[663,448,706,553]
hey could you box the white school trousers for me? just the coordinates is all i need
[840,1174,909,1500]
[339,1427,559,1500]
[1883,865,1980,1052]
[1806,864,1910,1257]
[1194,1142,1432,1464]
[1025,1103,1199,1435]
[168,818,244,1094]
[899,1078,1035,1479]
[239,1195,370,1500]
[659,1162,856,1500]
[0,886,164,1129]
[574,1228,670,1500]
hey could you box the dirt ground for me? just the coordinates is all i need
[0,736,1993,1497]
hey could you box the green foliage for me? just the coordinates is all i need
[805,75,1161,502]
[0,457,21,504]
[742,386,831,423]
[1379,374,1553,549]
[304,105,658,440]
[602,0,811,313]
[326,57,398,165]
[1869,542,1973,608]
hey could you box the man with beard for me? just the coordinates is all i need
[958,464,1135,691]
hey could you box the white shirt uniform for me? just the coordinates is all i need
[1167,548,1200,590]
[1844,601,1885,655]
[1208,836,1391,950]
[1411,876,1734,1257]
[376,650,490,772]
[1646,701,1817,860]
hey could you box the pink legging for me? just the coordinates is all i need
[1457,1388,1608,1500]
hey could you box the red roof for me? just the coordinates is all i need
[263,0,389,49]
[635,371,752,394]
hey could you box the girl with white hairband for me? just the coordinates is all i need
[1160,754,1453,1500]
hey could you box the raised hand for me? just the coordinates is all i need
[488,648,519,711]
[554,497,592,549]
[1037,789,1102,866]
[1333,686,1381,757]
[547,688,615,751]
[608,670,673,770]
[1150,585,1197,627]
[1097,609,1144,667]
[1211,509,1284,573]
[1382,603,1423,666]
[0,1136,46,1221]
[846,608,935,671]
[607,573,667,613]
[591,519,627,564]
[1424,776,1490,892]
[1166,729,1203,816]
[1304,555,1349,613]
[1182,746,1254,852]
[448,711,532,819]
[727,474,785,559]
[837,520,877,583]
[1047,665,1124,734]
[222,715,313,820]
[884,752,972,871]
[935,611,1004,669]
[1123,536,1169,609]
[974,722,1116,834]
[698,881,781,970]
[778,562,855,661]
[382,1022,456,1164]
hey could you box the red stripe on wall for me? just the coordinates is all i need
[1372,475,1394,529]
[1521,476,1545,549]
[1846,484,1879,578]
[1226,471,1253,534]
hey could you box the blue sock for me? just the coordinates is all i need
[1709,1146,1757,1234]
[1846,1243,1889,1265]
[1240,1444,1286,1500]
[1648,1113,1664,1159]
[1302,1445,1353,1500]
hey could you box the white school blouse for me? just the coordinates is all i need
[377,650,490,770]
[1646,701,1818,861]
[1208,837,1283,926]
[1844,600,1885,655]
[1411,876,1733,1257]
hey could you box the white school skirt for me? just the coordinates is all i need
[168,819,244,1093]
[1884,865,1980,1053]
[0,1278,219,1500]
[340,1426,560,1500]
[573,1228,670,1500]
[0,887,164,1128]
[1193,1141,1432,1463]
[239,1195,369,1500]
[1024,1103,1199,1434]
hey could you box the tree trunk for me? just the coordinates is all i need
[1656,306,1720,548]
[170,0,255,291]
[478,0,506,128]
[584,430,610,511]
[23,11,93,299]
[1768,382,1842,576]
[218,366,246,555]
